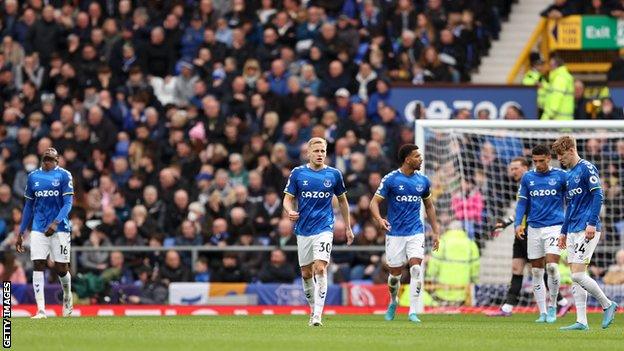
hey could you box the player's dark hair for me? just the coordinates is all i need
[398,144,419,164]
[511,156,529,168]
[531,144,550,156]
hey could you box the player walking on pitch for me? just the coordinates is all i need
[283,137,354,326]
[16,147,74,318]
[369,144,440,323]
[487,157,570,317]
[514,145,566,323]
[552,136,618,330]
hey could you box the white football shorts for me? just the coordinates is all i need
[30,231,71,263]
[527,224,562,260]
[385,234,424,268]
[297,231,333,267]
[566,230,600,265]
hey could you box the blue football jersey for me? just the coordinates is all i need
[284,165,346,236]
[375,169,431,236]
[516,168,566,228]
[563,159,602,234]
[24,166,74,233]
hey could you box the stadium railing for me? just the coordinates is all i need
[70,245,386,275]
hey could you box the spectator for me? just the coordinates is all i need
[236,233,265,278]
[351,224,382,281]
[450,179,484,239]
[80,226,112,273]
[573,79,590,119]
[227,207,254,245]
[597,98,624,119]
[159,250,192,284]
[11,154,37,199]
[331,220,354,283]
[14,53,43,90]
[26,5,63,64]
[258,249,297,283]
[194,257,210,282]
[426,221,480,305]
[174,220,203,265]
[100,251,135,285]
[0,184,18,223]
[125,265,168,304]
[0,250,26,284]
[164,189,190,235]
[320,60,351,98]
[354,62,377,102]
[228,153,249,186]
[143,27,175,78]
[211,253,249,282]
[603,249,624,285]
[541,55,574,120]
[522,52,548,113]
[540,0,577,19]
[584,0,610,15]
[272,218,298,262]
[114,220,147,269]
[420,46,452,82]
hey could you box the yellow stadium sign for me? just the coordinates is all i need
[548,16,582,50]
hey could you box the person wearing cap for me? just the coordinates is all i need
[174,60,199,105]
[522,52,549,114]
[334,88,352,119]
[16,147,75,318]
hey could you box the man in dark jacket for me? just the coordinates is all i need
[87,105,118,152]
[258,249,297,283]
[211,253,249,282]
[142,27,175,78]
[159,250,192,285]
[26,5,63,64]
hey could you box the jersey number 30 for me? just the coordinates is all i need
[318,243,331,253]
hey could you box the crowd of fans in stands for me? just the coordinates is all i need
[0,1,622,302]
[541,0,624,19]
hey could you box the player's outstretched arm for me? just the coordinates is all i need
[369,195,390,232]
[337,194,354,245]
[282,193,299,221]
[423,197,440,251]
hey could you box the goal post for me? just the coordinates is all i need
[415,119,624,308]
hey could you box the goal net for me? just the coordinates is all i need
[415,120,624,309]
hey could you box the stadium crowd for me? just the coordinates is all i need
[0,0,622,304]
[541,0,624,18]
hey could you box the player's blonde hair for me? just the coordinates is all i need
[551,136,576,154]
[307,137,327,148]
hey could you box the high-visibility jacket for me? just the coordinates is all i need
[522,69,548,110]
[559,249,572,284]
[426,229,480,304]
[541,66,574,120]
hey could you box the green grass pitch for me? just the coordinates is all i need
[13,314,622,351]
